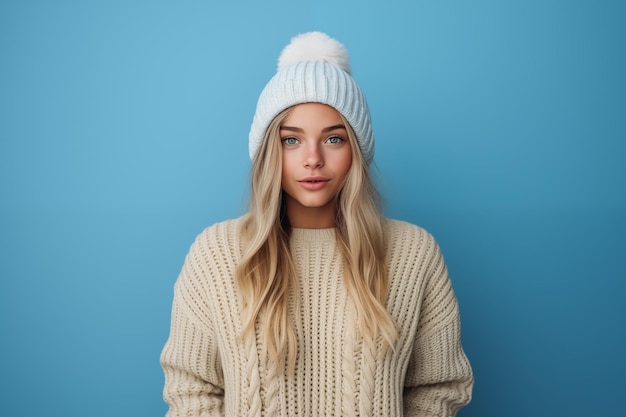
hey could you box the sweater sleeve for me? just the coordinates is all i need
[160,243,225,417]
[402,237,473,416]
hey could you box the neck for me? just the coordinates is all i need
[285,200,337,229]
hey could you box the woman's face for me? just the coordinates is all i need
[279,103,353,228]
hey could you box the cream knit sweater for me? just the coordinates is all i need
[161,217,473,416]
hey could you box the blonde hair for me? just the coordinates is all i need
[237,106,396,371]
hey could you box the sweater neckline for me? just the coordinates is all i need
[290,227,336,242]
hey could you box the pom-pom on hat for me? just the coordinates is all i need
[249,32,374,164]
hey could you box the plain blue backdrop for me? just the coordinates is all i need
[1,1,624,416]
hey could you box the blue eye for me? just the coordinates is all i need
[326,136,344,144]
[282,137,299,145]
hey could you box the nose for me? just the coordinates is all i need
[304,143,324,169]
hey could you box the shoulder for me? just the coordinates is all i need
[177,216,245,292]
[192,216,246,251]
[182,216,246,272]
[197,216,244,237]
[383,218,443,266]
[383,218,437,248]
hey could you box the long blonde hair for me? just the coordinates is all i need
[237,106,396,370]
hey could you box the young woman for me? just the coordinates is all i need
[161,32,473,416]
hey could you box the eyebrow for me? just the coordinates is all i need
[280,124,346,133]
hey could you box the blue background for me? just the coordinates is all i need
[1,1,624,416]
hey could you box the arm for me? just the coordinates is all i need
[403,242,473,416]
[160,274,225,416]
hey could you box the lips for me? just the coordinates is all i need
[298,176,330,190]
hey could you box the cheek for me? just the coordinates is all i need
[281,152,296,179]
[335,150,353,176]
[281,153,289,168]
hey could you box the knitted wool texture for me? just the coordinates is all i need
[248,32,375,164]
[161,218,473,416]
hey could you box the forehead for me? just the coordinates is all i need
[281,103,344,127]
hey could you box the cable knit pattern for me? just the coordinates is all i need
[161,217,473,416]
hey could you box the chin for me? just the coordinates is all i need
[299,201,331,209]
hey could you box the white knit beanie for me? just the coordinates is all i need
[248,32,374,164]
